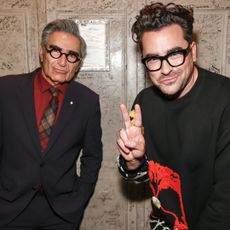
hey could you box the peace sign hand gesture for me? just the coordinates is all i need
[117,104,146,170]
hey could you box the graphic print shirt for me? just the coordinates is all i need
[133,67,230,229]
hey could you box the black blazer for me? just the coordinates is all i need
[0,69,103,227]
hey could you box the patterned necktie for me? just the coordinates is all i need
[39,87,59,150]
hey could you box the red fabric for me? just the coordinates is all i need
[148,160,188,229]
[34,70,68,150]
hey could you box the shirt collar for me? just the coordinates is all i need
[36,69,68,94]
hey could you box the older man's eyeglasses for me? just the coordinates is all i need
[45,45,81,64]
[141,44,191,72]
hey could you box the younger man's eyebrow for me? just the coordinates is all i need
[144,46,186,58]
[166,46,185,54]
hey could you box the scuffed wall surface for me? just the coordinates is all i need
[0,0,229,229]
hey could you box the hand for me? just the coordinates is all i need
[117,104,145,170]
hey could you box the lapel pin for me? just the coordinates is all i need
[70,101,74,105]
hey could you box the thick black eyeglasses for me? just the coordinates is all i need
[45,45,81,64]
[141,44,191,72]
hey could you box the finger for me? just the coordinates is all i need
[120,104,131,129]
[119,128,129,143]
[118,150,135,162]
[125,132,145,153]
[134,104,142,128]
[119,128,137,150]
[117,144,135,162]
[133,139,145,155]
[117,138,131,154]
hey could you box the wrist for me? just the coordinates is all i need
[126,157,145,170]
[117,155,149,183]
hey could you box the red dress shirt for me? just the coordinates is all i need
[34,70,68,150]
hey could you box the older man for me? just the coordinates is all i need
[0,19,102,229]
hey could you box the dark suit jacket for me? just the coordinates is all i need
[0,68,103,227]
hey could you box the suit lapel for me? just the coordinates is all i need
[18,73,79,158]
[43,82,78,155]
[18,70,41,159]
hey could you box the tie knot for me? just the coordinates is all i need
[49,87,59,97]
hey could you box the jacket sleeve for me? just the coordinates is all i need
[79,96,103,186]
[55,96,103,224]
[0,112,2,155]
[196,103,230,229]
[75,96,103,199]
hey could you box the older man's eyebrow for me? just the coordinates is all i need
[47,44,79,56]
